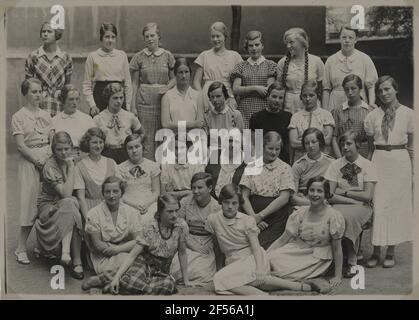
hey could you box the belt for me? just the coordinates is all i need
[189,229,211,237]
[375,145,406,151]
[28,143,49,149]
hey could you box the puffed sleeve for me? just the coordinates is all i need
[288,113,298,129]
[11,113,25,136]
[363,112,375,137]
[243,216,260,236]
[324,160,339,183]
[285,207,305,237]
[328,209,345,240]
[230,62,244,82]
[239,170,255,193]
[129,52,141,71]
[194,51,205,68]
[322,57,332,91]
[42,161,64,187]
[292,162,302,191]
[279,164,296,193]
[363,54,378,89]
[167,51,176,70]
[135,221,152,246]
[149,161,161,178]
[85,209,100,233]
[322,110,335,127]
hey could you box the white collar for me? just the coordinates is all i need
[211,105,229,115]
[337,49,359,63]
[38,46,66,59]
[143,47,165,57]
[97,48,117,57]
[247,56,266,66]
[342,100,370,111]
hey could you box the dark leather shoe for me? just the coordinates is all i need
[71,265,85,280]
[343,265,359,278]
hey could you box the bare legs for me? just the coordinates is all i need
[16,226,32,253]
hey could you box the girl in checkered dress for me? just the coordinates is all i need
[25,22,73,118]
[231,31,277,128]
[83,194,190,295]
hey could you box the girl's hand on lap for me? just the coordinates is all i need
[257,221,269,231]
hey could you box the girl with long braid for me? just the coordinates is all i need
[277,28,325,115]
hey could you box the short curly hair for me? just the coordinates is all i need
[102,176,126,196]
[102,82,124,104]
[79,127,106,153]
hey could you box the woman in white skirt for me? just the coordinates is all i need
[12,78,53,264]
[364,76,414,268]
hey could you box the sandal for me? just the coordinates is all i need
[14,251,30,265]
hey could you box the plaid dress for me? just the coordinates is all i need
[129,48,175,160]
[230,58,277,128]
[99,218,188,295]
[25,46,73,117]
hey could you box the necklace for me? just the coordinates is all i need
[158,222,173,240]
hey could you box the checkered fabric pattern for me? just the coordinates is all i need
[118,252,176,295]
[25,47,73,117]
[230,59,277,128]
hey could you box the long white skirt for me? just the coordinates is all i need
[371,149,413,246]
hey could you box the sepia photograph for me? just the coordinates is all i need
[0,0,417,300]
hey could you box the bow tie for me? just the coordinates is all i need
[107,114,122,131]
[129,165,145,178]
[340,163,361,186]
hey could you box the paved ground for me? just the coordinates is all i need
[3,153,413,298]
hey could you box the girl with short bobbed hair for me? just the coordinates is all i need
[323,25,378,111]
[116,133,160,218]
[240,131,296,249]
[81,175,142,290]
[161,57,205,133]
[25,22,73,117]
[130,22,176,160]
[291,128,334,206]
[35,131,84,280]
[268,176,345,289]
[93,83,144,164]
[75,127,117,220]
[249,82,292,163]
[51,84,96,159]
[193,21,243,113]
[83,194,190,294]
[325,129,377,277]
[83,22,132,116]
[12,78,53,264]
[363,75,413,269]
[277,27,325,115]
[331,74,373,159]
[231,30,277,128]
[288,80,335,163]
[207,183,321,295]
[170,171,221,287]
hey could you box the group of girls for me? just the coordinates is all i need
[11,18,413,294]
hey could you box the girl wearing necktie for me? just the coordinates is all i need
[93,83,144,164]
[324,130,377,278]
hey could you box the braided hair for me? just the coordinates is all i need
[281,28,310,112]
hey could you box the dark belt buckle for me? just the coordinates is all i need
[384,145,392,151]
